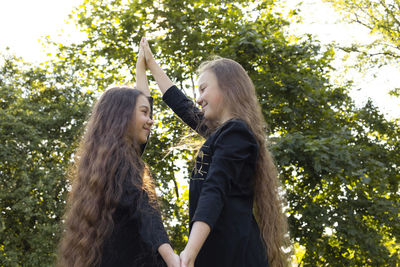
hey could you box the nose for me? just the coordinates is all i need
[196,95,203,106]
[147,118,154,126]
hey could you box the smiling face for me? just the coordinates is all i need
[129,94,153,144]
[197,70,232,123]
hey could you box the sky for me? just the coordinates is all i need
[1,0,399,119]
[284,0,400,119]
[0,0,84,61]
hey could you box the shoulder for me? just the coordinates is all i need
[211,119,258,157]
[215,119,257,142]
[117,165,143,207]
[219,119,251,131]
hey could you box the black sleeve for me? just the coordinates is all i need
[119,182,170,253]
[136,191,170,252]
[192,121,258,230]
[140,96,154,155]
[162,85,208,137]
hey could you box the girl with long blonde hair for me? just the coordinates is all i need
[141,37,289,267]
[57,47,179,267]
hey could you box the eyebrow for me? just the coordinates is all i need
[198,83,206,89]
[138,105,150,110]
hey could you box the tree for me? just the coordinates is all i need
[0,55,92,266]
[59,0,399,264]
[325,0,400,62]
[1,0,399,265]
[324,0,400,97]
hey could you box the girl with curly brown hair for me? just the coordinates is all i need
[141,37,289,267]
[57,46,179,267]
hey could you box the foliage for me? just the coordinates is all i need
[1,0,399,265]
[325,0,400,67]
[63,0,400,264]
[0,55,92,266]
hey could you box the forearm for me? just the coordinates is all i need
[158,243,177,265]
[184,221,211,260]
[136,67,150,97]
[147,58,174,95]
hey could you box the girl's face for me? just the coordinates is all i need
[130,95,153,144]
[197,70,231,123]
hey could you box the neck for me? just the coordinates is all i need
[218,110,234,125]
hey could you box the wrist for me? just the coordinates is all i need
[166,250,176,261]
[183,246,198,261]
[184,221,210,260]
[158,243,175,261]
[180,248,197,267]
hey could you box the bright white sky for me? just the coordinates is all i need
[0,0,85,61]
[1,0,399,118]
[284,0,400,119]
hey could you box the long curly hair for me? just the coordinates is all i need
[57,87,151,267]
[198,58,290,267]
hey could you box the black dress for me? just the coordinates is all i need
[163,86,269,267]
[101,97,169,267]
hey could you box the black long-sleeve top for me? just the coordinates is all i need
[163,86,269,267]
[100,97,169,267]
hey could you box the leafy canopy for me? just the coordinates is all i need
[1,0,399,265]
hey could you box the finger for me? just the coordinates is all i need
[140,39,147,51]
[142,37,149,47]
[141,37,147,47]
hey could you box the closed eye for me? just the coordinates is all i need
[142,110,150,117]
[139,105,150,115]
[198,82,206,93]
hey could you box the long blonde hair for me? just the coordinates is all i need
[198,57,289,267]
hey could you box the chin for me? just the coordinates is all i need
[139,138,147,145]
[141,135,149,144]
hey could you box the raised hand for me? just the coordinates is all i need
[136,41,146,72]
[135,38,150,96]
[139,36,174,94]
[140,37,156,69]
